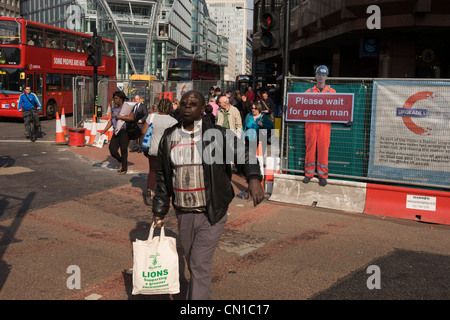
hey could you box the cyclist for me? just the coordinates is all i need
[18,86,42,140]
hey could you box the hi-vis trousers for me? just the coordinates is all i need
[304,122,331,179]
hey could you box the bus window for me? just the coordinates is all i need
[26,25,44,47]
[76,36,82,52]
[81,36,90,53]
[26,74,34,91]
[46,73,62,91]
[0,68,23,93]
[103,41,115,57]
[63,74,75,91]
[45,30,61,49]
[0,47,21,65]
[62,32,76,51]
[0,20,20,44]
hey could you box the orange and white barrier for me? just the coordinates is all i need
[61,108,68,135]
[364,184,450,225]
[107,123,113,142]
[269,173,450,226]
[55,111,67,144]
[256,141,265,193]
[264,156,280,194]
[87,116,97,145]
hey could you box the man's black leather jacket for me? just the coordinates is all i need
[152,120,262,225]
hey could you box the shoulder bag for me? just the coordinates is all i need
[141,113,155,154]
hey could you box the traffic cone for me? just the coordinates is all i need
[55,112,66,144]
[106,104,111,116]
[257,141,265,193]
[61,108,67,135]
[264,156,280,194]
[88,116,97,145]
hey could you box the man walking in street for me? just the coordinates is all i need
[216,95,242,139]
[303,65,336,186]
[260,91,276,122]
[130,95,148,152]
[18,86,42,140]
[151,90,265,300]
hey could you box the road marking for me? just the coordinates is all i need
[0,166,34,175]
[0,140,55,143]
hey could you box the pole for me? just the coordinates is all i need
[281,0,290,170]
[282,0,290,83]
[93,28,98,121]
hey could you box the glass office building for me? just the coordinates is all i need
[20,0,229,80]
[205,0,249,78]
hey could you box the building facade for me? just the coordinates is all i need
[253,0,450,80]
[1,0,20,17]
[206,0,249,79]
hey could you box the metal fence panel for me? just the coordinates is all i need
[282,76,450,190]
[72,76,94,127]
[98,79,130,116]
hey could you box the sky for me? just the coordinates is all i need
[247,0,254,29]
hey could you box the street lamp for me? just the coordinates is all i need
[236,6,253,11]
[192,50,201,60]
[175,41,190,57]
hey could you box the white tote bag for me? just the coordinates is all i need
[132,224,180,295]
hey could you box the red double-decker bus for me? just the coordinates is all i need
[0,17,116,119]
[166,58,220,81]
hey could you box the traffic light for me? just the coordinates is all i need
[260,12,280,50]
[86,36,103,67]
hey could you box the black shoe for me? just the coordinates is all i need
[302,177,311,184]
[318,178,327,186]
[25,135,30,139]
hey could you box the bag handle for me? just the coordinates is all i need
[148,223,165,241]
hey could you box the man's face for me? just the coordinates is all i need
[315,73,328,83]
[180,92,204,124]
[25,87,31,94]
[262,93,268,100]
[218,97,229,110]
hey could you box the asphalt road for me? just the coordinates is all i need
[0,116,137,221]
[1,115,449,306]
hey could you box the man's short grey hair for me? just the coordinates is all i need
[219,96,229,104]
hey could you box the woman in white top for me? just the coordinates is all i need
[141,98,178,203]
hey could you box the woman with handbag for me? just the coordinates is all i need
[141,98,178,204]
[100,91,135,175]
[242,101,274,155]
[239,102,274,200]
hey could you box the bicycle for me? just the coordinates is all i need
[25,107,41,142]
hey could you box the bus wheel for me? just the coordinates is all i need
[46,102,57,120]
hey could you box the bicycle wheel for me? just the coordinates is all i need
[30,120,36,142]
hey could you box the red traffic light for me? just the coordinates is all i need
[261,13,275,29]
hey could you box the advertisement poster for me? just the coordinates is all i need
[368,80,450,186]
[286,92,354,123]
[176,82,193,100]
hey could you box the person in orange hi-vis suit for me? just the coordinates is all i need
[303,65,336,187]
